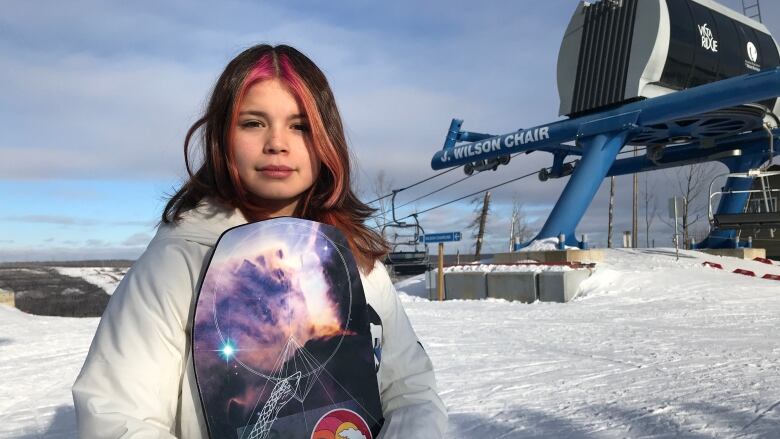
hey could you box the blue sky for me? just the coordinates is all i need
[1,0,779,261]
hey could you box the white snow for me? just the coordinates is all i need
[519,237,579,251]
[444,263,575,273]
[52,267,128,295]
[0,306,99,438]
[3,249,780,437]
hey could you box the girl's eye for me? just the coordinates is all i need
[241,120,265,128]
[292,123,310,132]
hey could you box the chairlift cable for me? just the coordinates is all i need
[370,173,475,220]
[370,141,656,225]
[384,161,577,226]
[364,166,461,205]
[373,149,550,219]
[365,192,394,205]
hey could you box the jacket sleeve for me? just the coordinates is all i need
[372,263,448,438]
[72,239,198,438]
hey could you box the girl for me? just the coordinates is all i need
[72,44,447,438]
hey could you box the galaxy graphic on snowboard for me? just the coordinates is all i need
[193,218,383,439]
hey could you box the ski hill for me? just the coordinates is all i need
[1,248,779,438]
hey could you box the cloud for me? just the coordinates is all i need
[0,53,209,180]
[122,232,153,247]
[0,245,143,262]
[0,224,160,263]
[0,215,153,227]
[0,0,567,185]
[1,215,98,226]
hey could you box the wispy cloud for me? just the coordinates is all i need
[122,232,153,247]
[0,245,144,262]
[1,215,99,226]
[1,215,154,227]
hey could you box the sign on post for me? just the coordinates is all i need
[668,197,685,260]
[420,232,462,243]
[668,197,685,219]
[420,232,462,302]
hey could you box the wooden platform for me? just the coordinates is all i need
[493,249,603,264]
[0,289,15,308]
[698,248,767,260]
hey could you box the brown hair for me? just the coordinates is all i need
[162,44,388,273]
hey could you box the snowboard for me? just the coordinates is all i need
[192,217,384,439]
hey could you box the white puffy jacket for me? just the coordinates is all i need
[72,199,447,438]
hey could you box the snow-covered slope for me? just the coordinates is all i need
[0,306,99,438]
[52,267,128,295]
[1,249,779,438]
[396,249,780,438]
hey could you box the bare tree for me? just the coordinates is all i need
[370,170,394,232]
[642,173,658,248]
[663,163,719,245]
[469,192,491,259]
[510,195,533,250]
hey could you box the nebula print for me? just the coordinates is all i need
[192,218,383,439]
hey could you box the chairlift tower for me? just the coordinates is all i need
[742,0,762,23]
[430,0,780,251]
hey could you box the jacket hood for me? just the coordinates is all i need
[155,198,249,247]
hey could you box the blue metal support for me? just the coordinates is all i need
[431,68,780,251]
[458,130,496,142]
[442,118,495,149]
[441,119,462,150]
[519,111,640,247]
[550,151,569,177]
[605,129,780,177]
[432,68,780,170]
[536,125,636,247]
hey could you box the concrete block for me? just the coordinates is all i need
[425,269,441,301]
[538,269,591,303]
[486,272,537,303]
[443,272,487,300]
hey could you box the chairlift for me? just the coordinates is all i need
[708,119,780,235]
[381,191,430,276]
[708,168,780,236]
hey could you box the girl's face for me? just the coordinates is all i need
[231,79,321,218]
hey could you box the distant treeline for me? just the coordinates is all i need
[0,262,131,317]
[0,260,134,269]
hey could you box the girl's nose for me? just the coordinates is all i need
[263,128,289,154]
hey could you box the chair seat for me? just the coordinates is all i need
[714,212,780,229]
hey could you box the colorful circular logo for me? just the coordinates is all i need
[311,409,372,439]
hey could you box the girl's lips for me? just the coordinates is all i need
[259,167,294,178]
